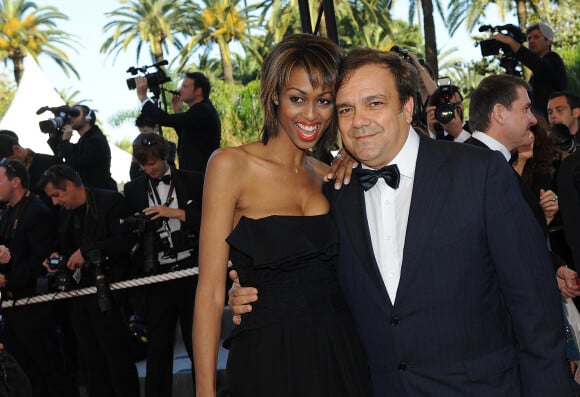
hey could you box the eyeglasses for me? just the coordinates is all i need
[0,157,17,177]
[133,134,159,147]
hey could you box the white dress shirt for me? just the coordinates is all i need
[147,168,191,264]
[470,131,511,161]
[363,127,419,304]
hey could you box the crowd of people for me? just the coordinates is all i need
[0,21,578,397]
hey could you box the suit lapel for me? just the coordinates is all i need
[396,137,449,302]
[340,174,392,304]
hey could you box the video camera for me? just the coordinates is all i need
[479,24,526,57]
[126,60,171,99]
[37,105,80,137]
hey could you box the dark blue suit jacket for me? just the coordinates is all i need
[325,133,576,396]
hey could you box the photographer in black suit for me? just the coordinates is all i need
[0,159,76,397]
[136,72,221,173]
[48,105,117,191]
[0,133,60,201]
[38,165,138,397]
[124,132,203,397]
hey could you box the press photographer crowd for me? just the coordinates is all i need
[0,21,578,397]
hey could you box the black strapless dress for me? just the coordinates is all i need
[224,214,369,396]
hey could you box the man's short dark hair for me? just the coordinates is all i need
[132,133,170,164]
[37,164,83,192]
[469,75,532,133]
[186,72,211,98]
[135,113,158,130]
[0,130,19,143]
[0,159,29,189]
[549,91,580,110]
[0,135,18,158]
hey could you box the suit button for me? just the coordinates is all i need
[398,362,407,371]
[391,315,399,326]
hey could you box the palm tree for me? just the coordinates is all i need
[101,0,187,65]
[0,0,78,85]
[404,0,446,78]
[178,0,248,84]
[447,0,536,36]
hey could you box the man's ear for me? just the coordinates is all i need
[492,103,506,125]
[572,107,580,119]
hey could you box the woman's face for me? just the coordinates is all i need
[275,66,334,149]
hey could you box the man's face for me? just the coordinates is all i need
[43,181,82,210]
[336,64,414,169]
[500,86,537,150]
[548,95,579,134]
[0,167,15,203]
[139,156,169,179]
[527,28,551,57]
[67,106,87,130]
[179,77,202,106]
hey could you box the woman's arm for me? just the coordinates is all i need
[193,148,243,397]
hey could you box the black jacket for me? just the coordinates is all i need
[141,100,221,173]
[50,125,117,191]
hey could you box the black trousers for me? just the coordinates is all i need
[68,294,139,397]
[2,302,78,397]
[145,274,198,397]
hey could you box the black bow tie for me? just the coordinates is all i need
[150,174,171,187]
[357,164,401,191]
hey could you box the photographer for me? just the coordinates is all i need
[129,113,177,180]
[38,164,139,397]
[0,159,77,397]
[0,133,60,207]
[494,23,568,117]
[123,132,203,397]
[426,84,471,142]
[48,104,117,191]
[136,72,221,173]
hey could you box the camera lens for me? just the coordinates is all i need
[435,103,456,124]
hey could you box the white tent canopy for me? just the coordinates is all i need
[0,57,132,184]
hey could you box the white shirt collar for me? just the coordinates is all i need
[361,126,419,180]
[471,131,511,162]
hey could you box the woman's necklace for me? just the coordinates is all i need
[273,154,306,174]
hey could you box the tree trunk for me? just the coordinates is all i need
[217,37,234,84]
[421,0,438,78]
[12,54,24,85]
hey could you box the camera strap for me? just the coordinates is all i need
[147,178,175,207]
[0,191,32,245]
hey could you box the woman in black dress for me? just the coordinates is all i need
[193,34,369,397]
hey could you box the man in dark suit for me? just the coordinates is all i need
[0,159,77,397]
[48,105,117,191]
[124,133,203,397]
[38,164,139,397]
[0,133,60,202]
[231,49,577,396]
[136,72,221,173]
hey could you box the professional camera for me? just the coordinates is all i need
[479,24,526,57]
[85,249,113,312]
[47,256,77,292]
[429,77,463,125]
[550,123,576,153]
[126,60,171,98]
[122,212,197,273]
[37,105,80,137]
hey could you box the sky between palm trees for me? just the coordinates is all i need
[3,0,514,142]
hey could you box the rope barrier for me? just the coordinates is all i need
[1,267,199,309]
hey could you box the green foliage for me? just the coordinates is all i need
[210,78,262,147]
[559,46,580,95]
[114,137,133,153]
[0,69,15,119]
